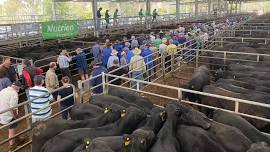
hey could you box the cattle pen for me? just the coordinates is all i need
[0,0,270,151]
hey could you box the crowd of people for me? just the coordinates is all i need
[0,16,242,150]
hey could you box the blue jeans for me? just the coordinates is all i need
[61,105,72,120]
[132,71,144,90]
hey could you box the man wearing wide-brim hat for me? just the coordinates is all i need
[57,49,72,80]
[129,48,146,90]
[107,49,119,69]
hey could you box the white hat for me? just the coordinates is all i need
[133,48,141,55]
[111,49,118,56]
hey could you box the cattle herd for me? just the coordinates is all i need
[31,86,270,152]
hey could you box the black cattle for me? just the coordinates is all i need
[108,86,153,113]
[215,70,270,81]
[177,125,226,152]
[70,103,104,120]
[41,107,147,152]
[85,129,155,152]
[213,109,270,144]
[32,105,121,152]
[90,94,145,112]
[208,121,251,152]
[183,65,210,103]
[139,107,167,134]
[238,77,270,89]
[247,142,270,152]
[173,102,211,129]
[202,85,270,129]
[227,63,270,73]
[149,103,181,152]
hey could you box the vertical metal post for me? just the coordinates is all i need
[92,0,99,37]
[77,80,83,104]
[23,104,31,130]
[235,101,239,113]
[51,0,56,20]
[257,55,260,62]
[239,1,242,13]
[146,0,151,29]
[217,0,220,16]
[176,0,180,22]
[230,1,233,14]
[161,53,165,79]
[178,89,182,101]
[136,81,140,91]
[221,37,224,47]
[195,0,198,19]
[105,74,109,94]
[223,52,227,65]
[208,0,211,16]
[235,1,238,14]
[195,50,199,68]
[102,72,106,94]
[171,54,175,72]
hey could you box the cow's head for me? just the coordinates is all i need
[177,103,211,130]
[213,68,223,82]
[145,107,167,134]
[124,129,156,152]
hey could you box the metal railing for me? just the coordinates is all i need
[0,84,76,152]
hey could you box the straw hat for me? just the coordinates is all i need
[133,48,141,55]
[111,49,118,56]
[121,51,126,56]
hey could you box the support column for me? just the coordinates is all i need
[146,0,151,28]
[217,0,221,15]
[195,0,198,18]
[230,1,233,14]
[51,0,56,20]
[92,0,99,37]
[208,0,211,16]
[235,1,238,14]
[225,1,228,14]
[239,1,242,13]
[176,0,180,22]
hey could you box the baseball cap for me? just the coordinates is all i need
[12,81,22,88]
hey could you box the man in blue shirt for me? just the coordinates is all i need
[90,61,108,94]
[102,43,112,68]
[141,43,155,81]
[126,49,134,64]
[73,48,88,81]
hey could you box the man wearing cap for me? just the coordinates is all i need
[129,48,146,90]
[107,49,119,69]
[57,50,72,79]
[0,81,22,150]
[141,44,155,81]
[29,75,53,123]
[90,61,108,94]
[45,62,59,99]
[102,43,112,68]
[131,36,139,50]
[92,41,103,64]
[73,48,89,81]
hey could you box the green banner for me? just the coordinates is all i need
[42,20,79,40]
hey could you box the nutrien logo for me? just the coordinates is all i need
[47,24,75,32]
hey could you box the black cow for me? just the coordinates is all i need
[183,65,210,103]
[213,109,270,144]
[139,107,167,134]
[32,105,121,152]
[202,85,270,129]
[208,121,251,152]
[247,142,270,152]
[214,70,270,81]
[41,107,147,152]
[90,94,145,112]
[108,86,154,113]
[85,129,155,152]
[177,125,226,152]
[238,77,270,89]
[70,103,104,120]
[149,103,180,152]
[227,63,270,73]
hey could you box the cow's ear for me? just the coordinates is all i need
[160,111,167,122]
[83,138,92,149]
[121,109,126,118]
[104,107,109,113]
[123,136,131,147]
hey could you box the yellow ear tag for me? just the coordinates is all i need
[124,137,131,146]
[104,107,109,113]
[121,110,126,118]
[86,141,90,145]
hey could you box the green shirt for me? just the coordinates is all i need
[139,11,143,17]
[153,38,162,48]
[113,11,118,19]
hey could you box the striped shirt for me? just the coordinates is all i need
[29,86,53,121]
[57,55,71,69]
